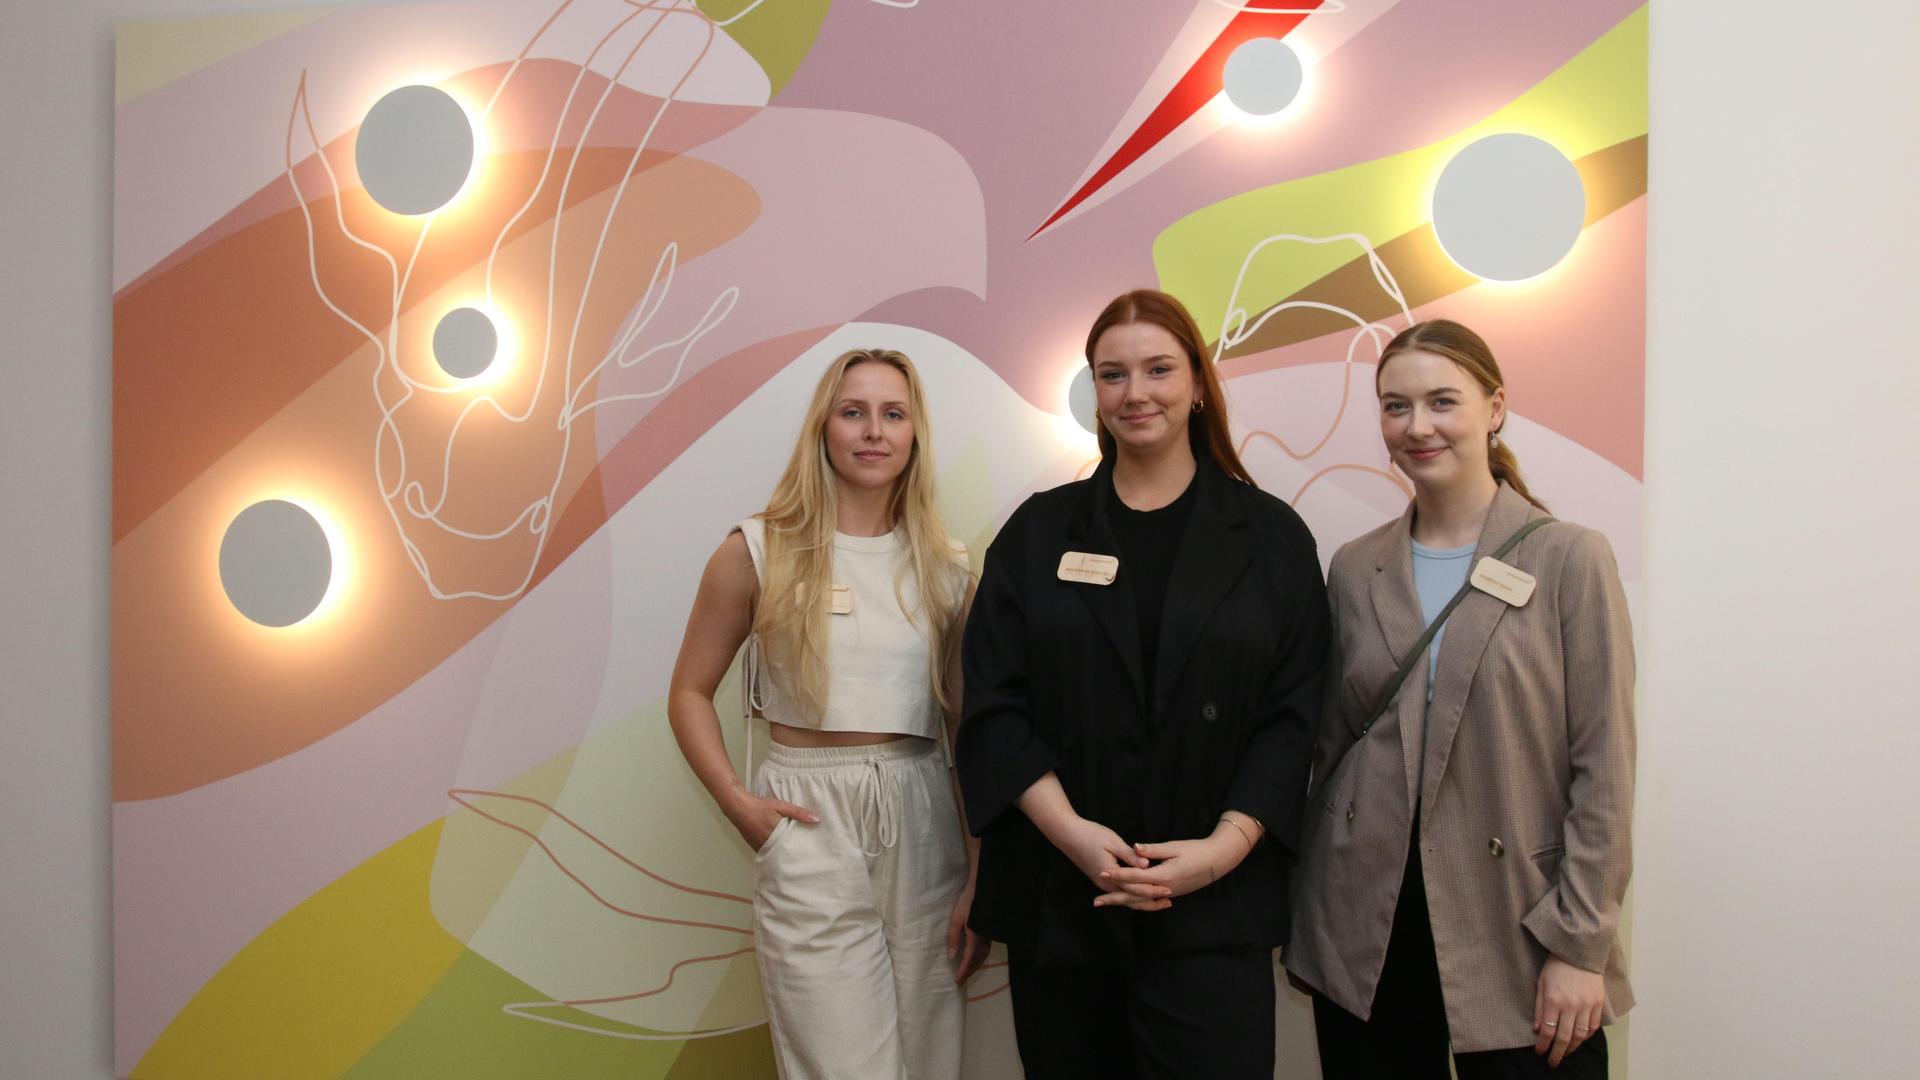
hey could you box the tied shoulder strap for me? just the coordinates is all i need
[1354,516,1553,738]
[740,634,767,783]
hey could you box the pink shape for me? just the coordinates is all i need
[777,0,1643,420]
[580,103,988,457]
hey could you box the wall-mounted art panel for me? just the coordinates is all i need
[113,2,1647,1076]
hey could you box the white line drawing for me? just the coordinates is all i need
[285,0,748,602]
[1214,231,1411,462]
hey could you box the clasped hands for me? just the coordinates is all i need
[1049,813,1259,912]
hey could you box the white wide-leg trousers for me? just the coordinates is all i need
[751,738,968,1080]
[744,734,967,1068]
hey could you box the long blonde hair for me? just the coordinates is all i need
[752,348,969,722]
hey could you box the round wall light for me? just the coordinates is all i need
[219,499,334,627]
[1068,367,1098,434]
[1432,133,1587,282]
[356,84,475,215]
[1222,37,1305,117]
[433,306,499,379]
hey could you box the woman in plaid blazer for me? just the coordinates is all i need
[1285,320,1635,1080]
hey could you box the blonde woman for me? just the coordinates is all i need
[667,348,984,1080]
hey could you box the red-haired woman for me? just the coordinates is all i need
[957,289,1330,1077]
[1286,320,1635,1079]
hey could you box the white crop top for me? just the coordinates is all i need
[733,518,965,753]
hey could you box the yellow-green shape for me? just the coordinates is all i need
[937,433,996,576]
[117,10,332,104]
[338,949,774,1079]
[696,0,835,98]
[131,821,467,1080]
[1154,4,1648,337]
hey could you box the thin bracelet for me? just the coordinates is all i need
[1218,815,1256,852]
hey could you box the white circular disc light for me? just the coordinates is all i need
[355,85,475,216]
[220,500,334,627]
[1432,133,1587,282]
[1222,37,1305,117]
[1069,367,1098,434]
[433,306,499,379]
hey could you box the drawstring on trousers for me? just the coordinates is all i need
[858,754,902,857]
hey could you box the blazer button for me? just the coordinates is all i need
[1201,702,1218,721]
[1489,837,1505,857]
[1345,804,1355,823]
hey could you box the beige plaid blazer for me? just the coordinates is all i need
[1285,483,1635,1052]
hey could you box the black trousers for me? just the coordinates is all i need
[1007,944,1275,1079]
[1312,835,1608,1080]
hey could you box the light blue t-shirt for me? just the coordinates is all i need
[1411,539,1476,800]
[1412,539,1476,699]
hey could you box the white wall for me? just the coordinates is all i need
[3,2,1916,1077]
[1631,2,1920,1077]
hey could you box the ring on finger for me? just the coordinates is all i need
[1544,1020,1559,1028]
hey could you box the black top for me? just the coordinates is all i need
[1108,474,1195,708]
[956,455,1331,969]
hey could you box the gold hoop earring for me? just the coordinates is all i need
[1192,398,1206,413]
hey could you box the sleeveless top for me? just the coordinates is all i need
[732,518,966,771]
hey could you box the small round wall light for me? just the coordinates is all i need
[1068,367,1098,434]
[1432,133,1587,282]
[1222,38,1305,118]
[433,306,499,379]
[356,85,475,215]
[219,500,334,627]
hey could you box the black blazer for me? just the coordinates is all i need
[957,455,1330,968]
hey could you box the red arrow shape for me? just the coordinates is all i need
[1029,0,1323,240]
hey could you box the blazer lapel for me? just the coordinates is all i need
[1367,502,1428,810]
[1418,484,1543,814]
[1066,461,1146,706]
[1151,462,1253,720]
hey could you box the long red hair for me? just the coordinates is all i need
[1084,289,1255,486]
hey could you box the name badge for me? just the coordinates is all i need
[829,584,854,614]
[1470,557,1536,607]
[1057,551,1118,586]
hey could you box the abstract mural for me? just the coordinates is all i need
[112,1,1647,1076]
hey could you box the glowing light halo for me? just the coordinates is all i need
[218,498,344,628]
[1222,37,1305,118]
[300,500,352,628]
[1431,132,1587,282]
[355,83,477,216]
[432,305,500,380]
[1065,365,1099,435]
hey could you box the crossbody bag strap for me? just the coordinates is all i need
[1354,516,1554,738]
